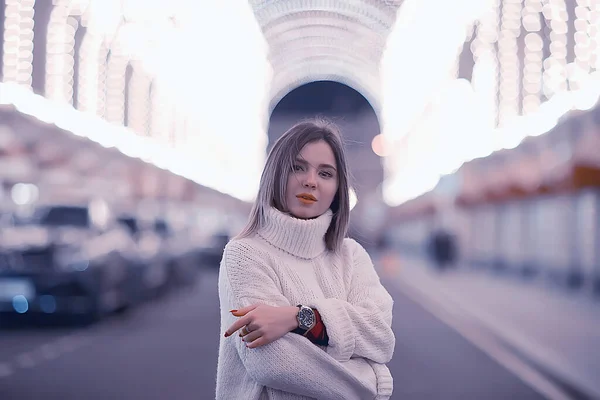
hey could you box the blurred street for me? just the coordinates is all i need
[0,269,219,400]
[0,256,580,400]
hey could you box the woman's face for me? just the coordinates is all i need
[285,140,339,219]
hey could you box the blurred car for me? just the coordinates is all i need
[154,217,201,287]
[116,214,172,300]
[0,203,139,324]
[197,232,230,267]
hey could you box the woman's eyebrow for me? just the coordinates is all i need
[295,157,337,171]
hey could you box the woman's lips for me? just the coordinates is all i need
[296,193,317,204]
[297,198,316,205]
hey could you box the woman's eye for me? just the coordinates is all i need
[319,170,333,178]
[292,164,304,172]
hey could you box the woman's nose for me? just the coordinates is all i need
[302,172,317,189]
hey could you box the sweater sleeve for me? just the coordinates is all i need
[308,239,395,364]
[219,240,379,400]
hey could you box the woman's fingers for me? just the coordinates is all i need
[246,336,269,349]
[242,329,262,344]
[239,325,253,337]
[224,314,252,337]
[232,304,258,317]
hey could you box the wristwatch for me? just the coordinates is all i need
[293,305,316,336]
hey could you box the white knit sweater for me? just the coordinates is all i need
[216,207,395,400]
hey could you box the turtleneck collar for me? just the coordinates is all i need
[257,207,333,260]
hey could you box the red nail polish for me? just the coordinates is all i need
[229,309,238,313]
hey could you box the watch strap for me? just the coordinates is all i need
[294,304,314,335]
[292,327,306,335]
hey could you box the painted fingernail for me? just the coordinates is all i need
[224,332,230,337]
[229,309,238,313]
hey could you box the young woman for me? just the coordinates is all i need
[216,119,395,400]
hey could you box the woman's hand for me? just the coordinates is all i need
[224,304,299,348]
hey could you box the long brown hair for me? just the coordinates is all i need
[237,118,351,252]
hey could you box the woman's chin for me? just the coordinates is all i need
[289,206,320,220]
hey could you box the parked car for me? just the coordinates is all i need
[198,231,230,268]
[0,203,139,324]
[116,213,172,300]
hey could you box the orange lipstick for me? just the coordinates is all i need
[296,193,317,205]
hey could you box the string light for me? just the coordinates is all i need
[471,0,500,127]
[522,0,543,114]
[46,1,75,103]
[498,0,522,125]
[542,0,569,98]
[2,0,35,88]
[573,0,600,78]
[77,32,102,114]
[96,42,109,118]
[591,0,600,71]
[1,1,20,84]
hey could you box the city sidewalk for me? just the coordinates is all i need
[376,252,600,399]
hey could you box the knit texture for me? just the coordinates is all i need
[257,207,332,259]
[216,207,395,400]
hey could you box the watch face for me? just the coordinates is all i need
[298,307,315,329]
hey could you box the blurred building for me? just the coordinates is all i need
[386,101,600,292]
[1,0,599,235]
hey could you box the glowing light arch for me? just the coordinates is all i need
[269,65,382,121]
[253,0,397,34]
[264,18,384,54]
